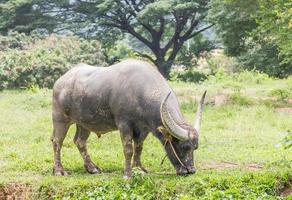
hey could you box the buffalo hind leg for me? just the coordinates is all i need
[51,121,70,176]
[132,133,148,173]
[118,122,134,178]
[74,125,101,174]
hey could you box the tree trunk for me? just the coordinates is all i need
[155,59,173,79]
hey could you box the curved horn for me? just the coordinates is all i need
[160,92,190,141]
[194,90,207,134]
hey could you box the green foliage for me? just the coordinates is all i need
[0,33,106,89]
[256,0,292,67]
[269,88,292,102]
[0,0,57,34]
[105,40,136,64]
[170,70,207,83]
[280,130,292,149]
[208,0,291,78]
[176,34,216,68]
[234,70,271,84]
[206,66,271,86]
[0,31,33,50]
[1,0,213,78]
[237,37,291,78]
[229,93,253,106]
[208,0,258,56]
[205,50,238,75]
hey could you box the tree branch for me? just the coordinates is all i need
[162,12,188,54]
[187,24,215,39]
[125,24,153,49]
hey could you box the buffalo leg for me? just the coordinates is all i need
[51,121,70,176]
[118,122,134,178]
[74,125,101,174]
[132,133,148,173]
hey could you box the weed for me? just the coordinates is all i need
[269,88,291,102]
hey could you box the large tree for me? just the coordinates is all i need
[90,0,213,77]
[208,0,291,77]
[0,0,213,78]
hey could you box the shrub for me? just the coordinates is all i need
[0,31,33,50]
[229,93,253,106]
[170,70,207,83]
[234,70,271,84]
[0,33,106,89]
[269,88,291,102]
[206,68,271,86]
[281,130,292,149]
[205,49,238,75]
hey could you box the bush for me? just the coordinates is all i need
[205,49,238,75]
[280,130,292,149]
[0,33,106,89]
[229,93,253,106]
[236,38,291,78]
[170,70,207,83]
[206,68,271,86]
[269,88,292,102]
[0,31,33,50]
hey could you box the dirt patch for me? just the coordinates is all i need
[0,183,31,200]
[279,180,292,197]
[214,94,228,106]
[275,107,292,113]
[200,161,263,171]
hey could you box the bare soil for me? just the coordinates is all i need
[200,161,263,171]
[275,107,292,113]
[279,180,292,197]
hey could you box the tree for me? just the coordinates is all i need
[256,0,292,67]
[0,0,58,34]
[73,0,214,77]
[208,0,258,57]
[208,0,291,77]
[175,33,216,68]
[1,0,213,78]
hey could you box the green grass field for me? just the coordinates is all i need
[0,74,291,199]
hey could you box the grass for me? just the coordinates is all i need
[0,75,291,199]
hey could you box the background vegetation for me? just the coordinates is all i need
[0,0,291,199]
[0,0,291,78]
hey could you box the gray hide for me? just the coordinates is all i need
[51,59,206,178]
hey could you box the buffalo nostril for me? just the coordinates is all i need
[176,167,188,176]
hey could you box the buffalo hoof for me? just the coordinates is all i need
[53,168,68,176]
[123,171,132,179]
[85,164,101,174]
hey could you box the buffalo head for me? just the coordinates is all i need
[159,91,207,175]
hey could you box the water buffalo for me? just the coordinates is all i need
[51,59,206,178]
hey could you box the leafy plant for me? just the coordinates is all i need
[229,93,253,106]
[280,131,292,149]
[170,70,207,83]
[269,88,291,102]
[0,33,106,89]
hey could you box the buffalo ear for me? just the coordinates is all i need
[157,126,172,140]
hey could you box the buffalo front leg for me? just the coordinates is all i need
[74,125,101,174]
[132,135,148,173]
[51,121,70,176]
[118,123,134,178]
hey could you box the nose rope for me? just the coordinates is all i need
[160,139,187,169]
